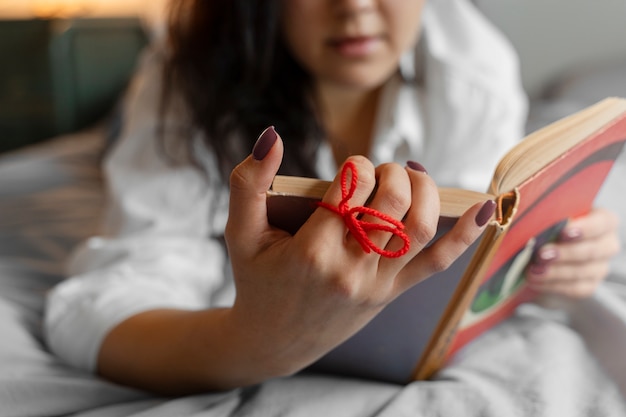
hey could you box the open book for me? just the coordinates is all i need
[266,97,626,383]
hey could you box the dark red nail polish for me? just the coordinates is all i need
[407,160,428,174]
[528,263,548,276]
[559,227,582,242]
[535,247,559,264]
[253,126,278,160]
[475,200,496,227]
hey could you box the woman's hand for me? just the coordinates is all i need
[96,126,495,395]
[526,208,621,299]
[224,126,495,383]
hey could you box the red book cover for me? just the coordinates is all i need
[448,110,626,358]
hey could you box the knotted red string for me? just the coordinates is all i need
[317,162,410,258]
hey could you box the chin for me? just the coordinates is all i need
[328,69,397,91]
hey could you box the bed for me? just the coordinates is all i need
[3,16,626,417]
[2,74,626,417]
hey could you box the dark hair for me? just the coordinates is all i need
[162,0,322,178]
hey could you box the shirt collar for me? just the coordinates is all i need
[315,72,425,179]
[370,72,425,167]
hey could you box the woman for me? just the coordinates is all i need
[44,0,620,395]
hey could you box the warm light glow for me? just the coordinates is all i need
[0,0,167,19]
[31,0,91,18]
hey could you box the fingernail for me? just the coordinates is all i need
[535,247,559,264]
[253,126,278,160]
[407,160,428,174]
[560,227,582,242]
[475,200,496,227]
[528,263,548,276]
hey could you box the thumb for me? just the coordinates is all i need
[226,126,284,243]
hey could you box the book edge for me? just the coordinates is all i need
[411,190,517,380]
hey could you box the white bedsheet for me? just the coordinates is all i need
[1,129,626,417]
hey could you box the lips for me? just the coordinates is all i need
[327,35,383,58]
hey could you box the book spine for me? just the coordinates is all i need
[412,221,508,380]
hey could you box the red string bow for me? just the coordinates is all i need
[317,161,410,258]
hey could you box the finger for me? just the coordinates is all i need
[381,163,439,265]
[225,127,284,247]
[326,155,377,206]
[560,207,620,241]
[527,277,601,299]
[303,156,377,246]
[395,199,496,293]
[356,163,412,256]
[537,231,620,266]
[527,259,610,286]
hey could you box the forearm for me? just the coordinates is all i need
[97,308,299,395]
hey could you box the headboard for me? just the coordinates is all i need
[0,18,148,153]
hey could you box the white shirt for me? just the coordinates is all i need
[44,0,528,372]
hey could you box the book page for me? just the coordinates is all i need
[492,98,626,194]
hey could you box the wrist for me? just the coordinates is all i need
[220,306,309,383]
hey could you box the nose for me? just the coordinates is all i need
[333,0,377,17]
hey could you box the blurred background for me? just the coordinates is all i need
[0,0,165,21]
[0,0,165,153]
[478,0,626,98]
[0,0,625,153]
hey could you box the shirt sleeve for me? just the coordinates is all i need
[43,47,234,372]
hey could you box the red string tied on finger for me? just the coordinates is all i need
[317,162,410,258]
